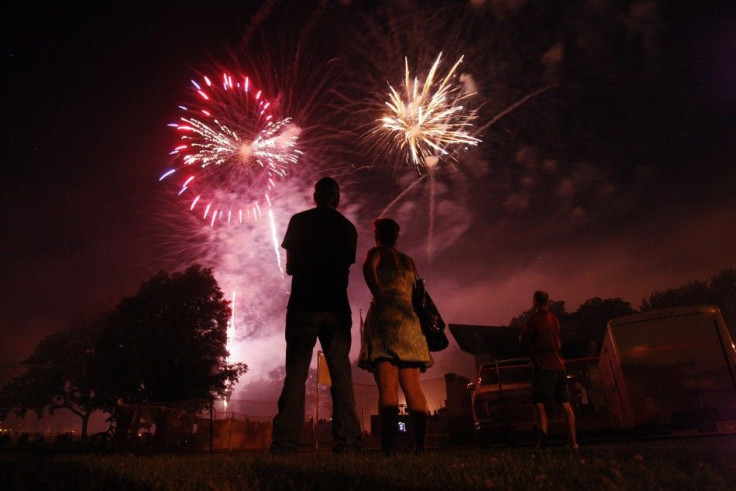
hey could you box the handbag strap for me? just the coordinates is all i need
[412,260,421,284]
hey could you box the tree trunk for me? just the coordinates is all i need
[81,413,90,440]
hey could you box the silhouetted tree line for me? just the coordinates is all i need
[0,265,246,438]
[508,268,736,360]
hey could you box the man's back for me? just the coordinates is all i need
[521,310,565,370]
[282,206,357,313]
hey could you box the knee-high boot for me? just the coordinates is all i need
[379,406,399,455]
[409,411,428,453]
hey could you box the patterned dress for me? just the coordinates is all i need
[358,267,433,371]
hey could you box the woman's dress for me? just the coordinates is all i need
[358,267,432,371]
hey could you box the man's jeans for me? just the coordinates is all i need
[270,310,362,453]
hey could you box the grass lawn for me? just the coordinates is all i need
[1,436,735,490]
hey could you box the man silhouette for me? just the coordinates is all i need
[270,177,361,454]
[519,290,578,450]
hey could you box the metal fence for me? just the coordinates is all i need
[112,360,736,452]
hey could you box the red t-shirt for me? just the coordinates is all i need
[519,310,565,370]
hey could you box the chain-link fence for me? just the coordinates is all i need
[113,399,277,452]
[113,399,207,452]
[112,356,736,453]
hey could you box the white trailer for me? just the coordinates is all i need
[599,305,736,430]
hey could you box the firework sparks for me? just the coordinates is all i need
[374,53,481,174]
[160,72,301,225]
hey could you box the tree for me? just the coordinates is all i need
[0,313,108,438]
[563,297,636,357]
[641,280,713,311]
[641,268,736,337]
[91,265,247,411]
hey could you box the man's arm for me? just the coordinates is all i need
[519,317,533,343]
[282,216,298,276]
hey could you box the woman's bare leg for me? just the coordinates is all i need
[374,361,399,408]
[399,367,428,451]
[398,367,427,413]
[374,361,400,454]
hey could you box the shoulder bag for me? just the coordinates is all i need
[412,277,449,352]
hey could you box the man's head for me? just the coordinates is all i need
[533,290,549,309]
[314,177,340,208]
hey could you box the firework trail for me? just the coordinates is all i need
[378,174,427,217]
[373,53,481,175]
[160,72,301,227]
[428,178,435,263]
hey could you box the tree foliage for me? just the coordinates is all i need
[562,297,635,357]
[641,268,736,336]
[0,313,108,438]
[1,264,248,438]
[91,264,246,410]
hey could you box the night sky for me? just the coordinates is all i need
[2,0,736,399]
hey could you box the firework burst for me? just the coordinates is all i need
[372,53,481,175]
[160,72,301,226]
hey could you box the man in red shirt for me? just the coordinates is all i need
[519,291,578,449]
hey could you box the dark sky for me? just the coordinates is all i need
[2,0,736,394]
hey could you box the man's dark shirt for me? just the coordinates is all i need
[282,206,357,313]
